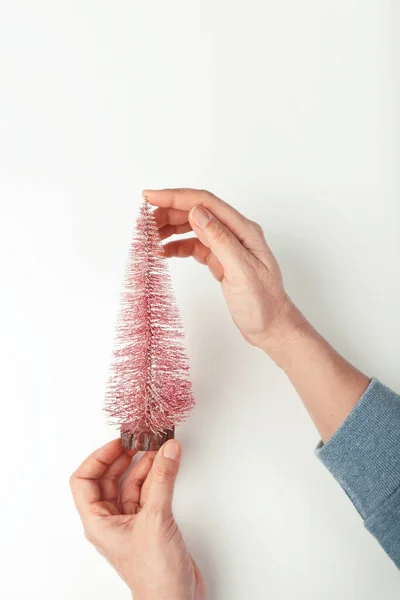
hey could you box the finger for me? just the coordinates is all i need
[159,222,192,241]
[163,238,224,281]
[70,439,125,518]
[145,440,181,516]
[144,189,249,242]
[72,439,125,481]
[153,207,189,229]
[148,190,271,266]
[189,206,251,274]
[139,466,153,507]
[120,451,157,514]
[163,237,210,262]
[99,451,136,504]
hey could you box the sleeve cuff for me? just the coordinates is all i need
[365,485,400,568]
[316,378,400,566]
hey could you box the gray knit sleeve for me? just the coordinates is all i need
[316,378,400,567]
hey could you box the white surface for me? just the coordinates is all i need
[0,1,399,598]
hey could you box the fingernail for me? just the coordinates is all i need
[190,206,212,229]
[162,440,180,461]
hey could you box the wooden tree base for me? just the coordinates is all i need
[121,428,175,451]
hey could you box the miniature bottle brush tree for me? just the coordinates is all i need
[105,200,194,451]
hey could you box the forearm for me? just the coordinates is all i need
[263,306,370,442]
[134,588,193,600]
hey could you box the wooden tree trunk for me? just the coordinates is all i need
[121,428,175,451]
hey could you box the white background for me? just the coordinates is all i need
[0,1,399,598]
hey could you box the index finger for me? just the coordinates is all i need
[70,438,129,519]
[143,189,248,241]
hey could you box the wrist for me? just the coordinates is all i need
[134,589,193,600]
[259,299,312,368]
[132,592,193,600]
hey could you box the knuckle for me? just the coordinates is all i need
[153,463,176,483]
[199,188,214,199]
[209,223,230,244]
[248,219,264,237]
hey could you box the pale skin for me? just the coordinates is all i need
[71,188,370,599]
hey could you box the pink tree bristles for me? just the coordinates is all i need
[105,200,195,437]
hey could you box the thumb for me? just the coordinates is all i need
[145,440,181,515]
[189,205,250,272]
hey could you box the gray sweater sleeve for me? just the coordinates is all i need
[316,378,400,568]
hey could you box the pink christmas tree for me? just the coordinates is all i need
[105,200,195,450]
